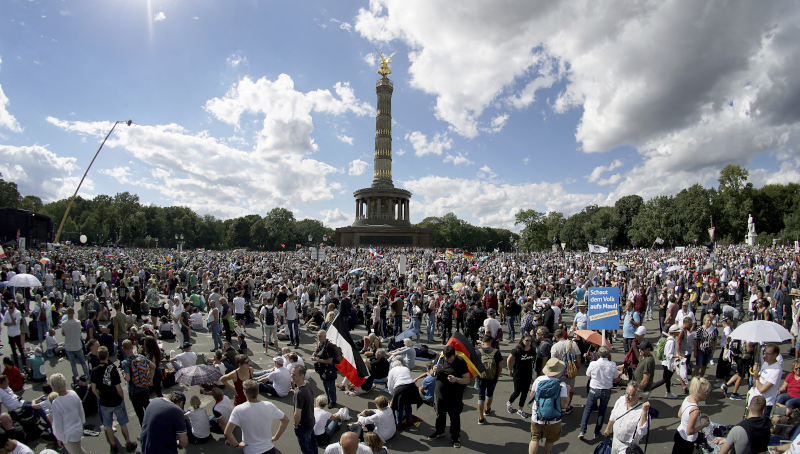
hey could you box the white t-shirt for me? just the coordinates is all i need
[174,351,197,368]
[324,443,372,454]
[260,305,279,326]
[233,297,246,315]
[284,300,298,321]
[483,318,501,337]
[529,376,568,425]
[212,396,234,424]
[7,441,34,454]
[228,401,285,454]
[2,310,21,337]
[787,431,800,454]
[749,360,782,406]
[189,313,204,330]
[266,367,291,397]
[314,407,332,436]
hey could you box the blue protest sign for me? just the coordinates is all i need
[587,287,620,330]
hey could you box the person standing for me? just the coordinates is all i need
[112,302,128,360]
[313,330,338,407]
[692,314,718,380]
[507,333,536,418]
[91,346,137,452]
[652,325,681,399]
[391,294,404,336]
[632,339,656,397]
[207,299,223,352]
[120,340,155,426]
[476,333,503,425]
[749,343,782,416]
[672,377,711,454]
[139,392,189,454]
[259,298,280,355]
[528,358,569,454]
[425,345,470,448]
[285,294,300,347]
[622,301,642,354]
[3,300,25,369]
[604,381,651,454]
[580,346,617,440]
[549,329,581,414]
[291,364,318,454]
[50,373,87,454]
[223,379,290,454]
[61,307,89,381]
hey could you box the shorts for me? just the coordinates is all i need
[530,421,562,443]
[475,379,497,405]
[236,313,245,321]
[100,402,130,427]
[263,325,278,344]
[558,374,575,389]
[696,349,713,367]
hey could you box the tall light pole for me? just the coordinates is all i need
[54,119,133,243]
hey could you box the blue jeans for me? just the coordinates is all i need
[409,317,421,341]
[295,426,318,454]
[324,419,340,438]
[777,394,800,409]
[322,379,337,404]
[506,315,518,340]
[37,321,49,344]
[395,405,413,425]
[66,349,90,381]
[427,315,436,341]
[288,319,300,345]
[580,388,612,436]
[259,382,280,397]
[394,315,403,335]
[211,329,223,350]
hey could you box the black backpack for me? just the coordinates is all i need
[264,305,276,326]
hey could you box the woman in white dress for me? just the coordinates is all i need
[603,381,651,454]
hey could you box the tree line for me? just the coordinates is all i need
[513,165,800,251]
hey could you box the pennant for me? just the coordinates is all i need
[328,314,370,387]
[444,331,484,378]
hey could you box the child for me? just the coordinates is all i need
[184,395,212,444]
[33,384,54,416]
[44,329,64,357]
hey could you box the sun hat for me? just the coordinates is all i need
[543,358,565,377]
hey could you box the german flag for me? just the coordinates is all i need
[462,252,474,259]
[444,332,485,378]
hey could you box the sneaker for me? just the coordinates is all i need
[507,403,515,414]
[478,418,487,425]
[126,442,137,452]
[426,433,443,441]
[720,383,728,397]
[665,392,678,399]
[563,405,573,415]
[517,410,531,419]
[484,408,493,416]
[579,432,586,440]
[453,440,461,448]
[730,393,744,401]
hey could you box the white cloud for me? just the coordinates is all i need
[337,133,353,145]
[153,12,166,22]
[586,159,623,183]
[226,54,248,67]
[363,53,377,68]
[485,114,509,133]
[404,131,452,157]
[320,208,352,228]
[0,57,22,133]
[443,152,474,166]
[330,18,352,32]
[396,148,406,156]
[476,165,496,180]
[193,16,199,20]
[44,74,374,219]
[348,159,368,176]
[402,175,602,228]
[0,144,91,201]
[355,0,800,201]
[99,166,134,185]
[59,10,71,16]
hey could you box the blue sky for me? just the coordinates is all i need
[1,0,799,230]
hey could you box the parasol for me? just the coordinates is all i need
[729,320,793,344]
[468,265,479,271]
[8,273,42,288]
[452,282,466,291]
[348,268,364,276]
[174,365,223,386]
[666,265,681,272]
[617,265,629,271]
[573,330,613,350]
[667,258,679,263]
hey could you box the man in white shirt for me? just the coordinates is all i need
[675,300,696,332]
[483,309,502,339]
[224,379,290,454]
[285,294,300,347]
[323,431,372,454]
[233,291,246,329]
[749,344,782,415]
[3,300,25,369]
[580,346,617,439]
[258,357,292,397]
[173,343,197,370]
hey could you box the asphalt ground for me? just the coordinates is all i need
[4,302,788,454]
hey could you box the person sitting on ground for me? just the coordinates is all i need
[257,357,291,397]
[206,386,233,434]
[314,394,347,445]
[361,334,381,358]
[323,431,372,454]
[44,329,64,358]
[348,395,395,442]
[320,312,337,332]
[775,360,800,410]
[159,316,174,339]
[184,395,213,444]
[0,428,34,454]
[172,343,197,370]
[0,359,24,393]
[369,350,390,381]
[711,395,771,454]
[389,338,417,370]
[189,308,204,331]
[305,307,325,332]
[363,431,388,454]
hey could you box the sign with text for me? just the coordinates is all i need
[587,287,620,330]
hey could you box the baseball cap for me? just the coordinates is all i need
[638,339,653,350]
[487,308,496,316]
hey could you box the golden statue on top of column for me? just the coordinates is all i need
[376,49,397,76]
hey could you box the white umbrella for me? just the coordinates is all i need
[666,265,681,272]
[729,320,793,344]
[8,273,42,288]
[667,258,679,263]
[617,265,629,271]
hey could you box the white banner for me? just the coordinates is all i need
[588,244,608,253]
[398,255,407,274]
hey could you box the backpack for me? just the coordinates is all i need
[329,342,343,365]
[95,285,103,297]
[130,355,151,389]
[655,336,668,361]
[634,294,646,313]
[561,340,579,379]
[479,348,498,381]
[530,378,563,422]
[264,306,276,326]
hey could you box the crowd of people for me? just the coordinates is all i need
[0,243,798,454]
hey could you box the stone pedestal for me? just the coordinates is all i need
[746,233,757,246]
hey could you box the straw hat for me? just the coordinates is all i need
[543,358,565,377]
